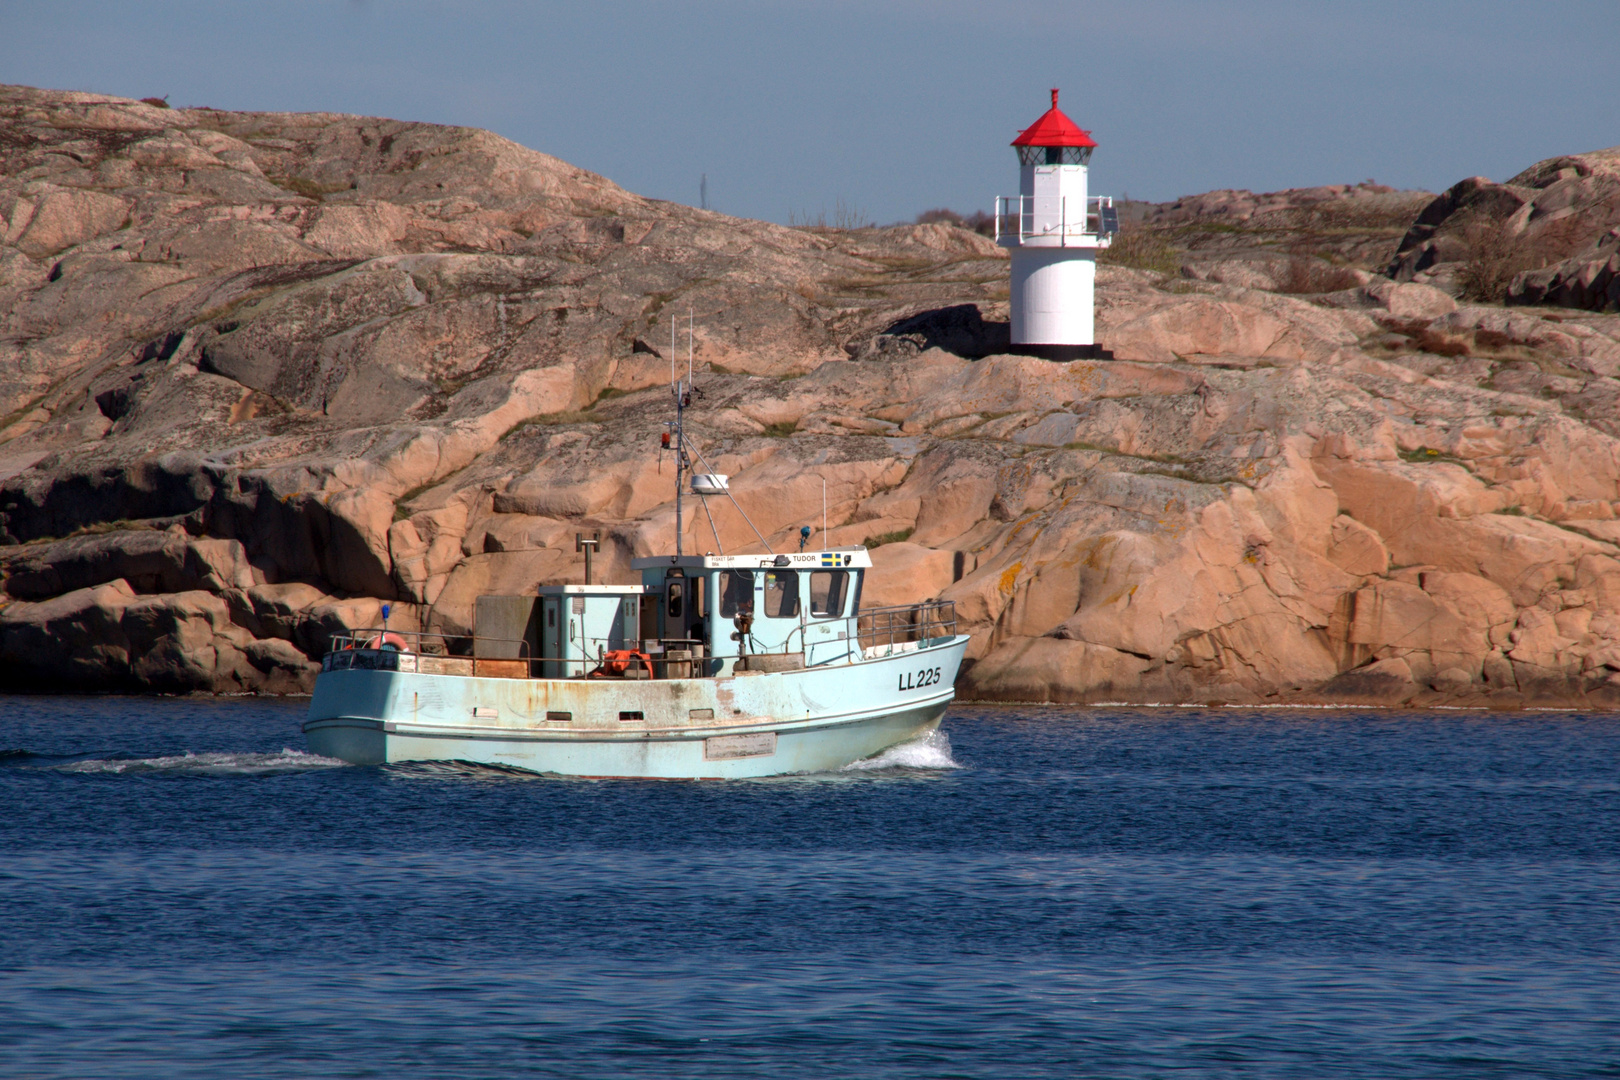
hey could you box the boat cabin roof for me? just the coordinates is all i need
[630,548,871,572]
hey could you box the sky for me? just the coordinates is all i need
[3,1,1618,225]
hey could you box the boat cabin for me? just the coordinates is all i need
[327,546,956,681]
[630,548,871,674]
[453,549,875,679]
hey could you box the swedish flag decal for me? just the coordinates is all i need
[820,553,837,567]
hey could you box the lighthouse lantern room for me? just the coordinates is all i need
[995,89,1118,361]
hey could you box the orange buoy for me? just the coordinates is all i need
[589,649,655,679]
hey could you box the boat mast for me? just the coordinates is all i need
[669,310,701,558]
[672,319,683,557]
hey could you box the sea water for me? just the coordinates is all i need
[1,696,1617,1078]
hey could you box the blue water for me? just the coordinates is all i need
[2,698,1618,1078]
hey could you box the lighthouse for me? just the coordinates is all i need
[995,89,1118,361]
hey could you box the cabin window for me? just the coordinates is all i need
[694,575,707,617]
[666,580,684,619]
[720,570,755,618]
[810,571,848,616]
[763,571,799,618]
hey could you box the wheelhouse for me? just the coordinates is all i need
[322,547,956,681]
[631,548,872,673]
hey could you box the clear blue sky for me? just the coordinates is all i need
[4,1,1617,224]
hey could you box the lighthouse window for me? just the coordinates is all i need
[1020,145,1093,166]
[763,572,799,618]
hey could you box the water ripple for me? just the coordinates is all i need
[50,748,347,777]
[2,696,1618,1078]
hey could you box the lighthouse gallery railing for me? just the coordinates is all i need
[994,195,1118,245]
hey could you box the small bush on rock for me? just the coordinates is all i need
[790,198,872,230]
[1415,327,1471,357]
[863,528,913,548]
[1275,257,1362,294]
[1455,214,1584,303]
[1456,218,1528,303]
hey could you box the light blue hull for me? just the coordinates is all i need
[304,636,968,778]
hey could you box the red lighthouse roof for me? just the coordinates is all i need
[1011,89,1098,148]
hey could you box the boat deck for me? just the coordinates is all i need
[321,599,958,683]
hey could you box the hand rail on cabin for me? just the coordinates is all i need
[852,600,957,656]
[775,600,958,660]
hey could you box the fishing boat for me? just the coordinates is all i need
[302,326,970,777]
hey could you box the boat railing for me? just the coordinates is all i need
[323,629,534,675]
[323,629,691,678]
[326,628,473,655]
[853,599,957,656]
[324,600,959,676]
[771,599,958,661]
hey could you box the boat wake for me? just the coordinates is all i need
[53,749,348,777]
[383,760,549,782]
[840,729,960,772]
[378,733,964,783]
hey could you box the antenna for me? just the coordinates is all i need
[822,477,827,547]
[688,307,694,385]
[700,173,708,210]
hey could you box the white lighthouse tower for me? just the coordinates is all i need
[995,89,1117,360]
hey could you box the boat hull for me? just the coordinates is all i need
[304,636,967,778]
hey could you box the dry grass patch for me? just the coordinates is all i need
[1415,327,1471,357]
[1098,225,1181,275]
[863,527,913,548]
[1274,257,1362,294]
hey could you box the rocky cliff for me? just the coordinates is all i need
[1388,147,1620,310]
[3,84,1619,707]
